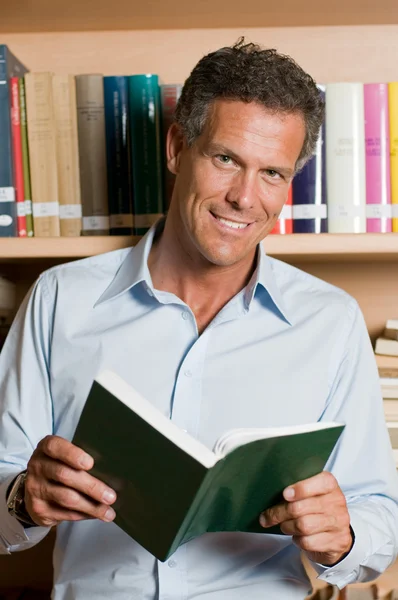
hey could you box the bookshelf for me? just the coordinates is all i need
[1,8,398,598]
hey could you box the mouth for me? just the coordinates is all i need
[210,212,252,232]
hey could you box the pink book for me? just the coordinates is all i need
[364,83,392,233]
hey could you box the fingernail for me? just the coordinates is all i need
[284,487,295,500]
[104,507,116,522]
[102,489,116,504]
[79,453,93,469]
[259,514,267,527]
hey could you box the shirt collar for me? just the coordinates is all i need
[96,220,292,326]
[244,244,292,326]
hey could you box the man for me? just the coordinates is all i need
[0,39,397,599]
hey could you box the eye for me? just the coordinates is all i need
[265,169,282,179]
[215,155,233,165]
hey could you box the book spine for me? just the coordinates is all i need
[52,74,82,237]
[10,77,27,237]
[270,186,293,234]
[25,72,60,237]
[389,82,398,232]
[160,84,182,212]
[364,83,392,233]
[129,74,164,235]
[0,46,17,237]
[104,76,133,235]
[75,74,109,236]
[292,85,327,234]
[326,83,366,233]
[18,78,34,236]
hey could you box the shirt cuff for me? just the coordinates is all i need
[0,473,50,554]
[310,511,371,589]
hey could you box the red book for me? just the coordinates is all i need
[270,185,293,234]
[10,77,27,237]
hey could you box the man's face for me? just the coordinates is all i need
[168,99,306,268]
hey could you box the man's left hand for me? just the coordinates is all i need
[259,471,353,566]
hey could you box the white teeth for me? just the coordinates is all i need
[216,216,248,230]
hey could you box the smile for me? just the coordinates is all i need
[213,215,250,230]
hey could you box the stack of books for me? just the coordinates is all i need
[375,319,398,467]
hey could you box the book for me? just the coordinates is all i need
[383,399,398,422]
[129,74,164,235]
[0,45,28,238]
[160,84,182,212]
[381,377,398,399]
[18,78,34,236]
[72,369,344,562]
[364,83,392,233]
[270,185,293,234]
[10,77,27,237]
[375,337,398,357]
[75,74,109,235]
[326,83,366,233]
[52,75,82,237]
[24,72,61,237]
[384,319,398,341]
[389,82,398,233]
[104,76,133,235]
[292,84,327,234]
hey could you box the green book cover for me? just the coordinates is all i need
[72,370,344,562]
[128,74,164,235]
[18,78,34,236]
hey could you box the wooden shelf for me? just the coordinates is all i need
[1,0,397,32]
[0,234,397,264]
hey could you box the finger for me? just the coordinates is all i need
[259,501,290,528]
[261,496,325,528]
[43,482,116,522]
[35,457,116,505]
[38,436,93,471]
[26,497,96,528]
[280,513,337,536]
[292,528,353,558]
[283,471,338,502]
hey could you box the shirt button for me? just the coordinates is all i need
[181,311,189,320]
[168,559,177,568]
[184,370,192,378]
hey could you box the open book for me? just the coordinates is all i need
[72,370,344,561]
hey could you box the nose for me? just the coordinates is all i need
[225,170,256,210]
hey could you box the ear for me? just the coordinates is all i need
[166,122,185,175]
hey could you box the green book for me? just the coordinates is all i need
[72,370,344,562]
[128,74,164,235]
[18,78,34,237]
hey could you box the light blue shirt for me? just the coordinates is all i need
[0,221,397,600]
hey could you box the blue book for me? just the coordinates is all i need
[104,76,133,235]
[128,74,164,235]
[0,45,28,237]
[292,86,327,234]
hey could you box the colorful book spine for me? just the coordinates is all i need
[0,45,28,237]
[52,74,82,237]
[326,83,366,233]
[18,78,34,236]
[25,72,60,237]
[10,77,27,237]
[389,82,398,232]
[160,84,182,212]
[75,74,109,236]
[129,74,164,235]
[292,85,327,234]
[270,186,292,234]
[104,76,133,235]
[364,84,392,233]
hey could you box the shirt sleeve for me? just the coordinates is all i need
[309,299,398,588]
[0,275,53,553]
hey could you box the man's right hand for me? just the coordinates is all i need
[24,435,117,527]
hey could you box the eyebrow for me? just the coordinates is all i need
[206,143,295,179]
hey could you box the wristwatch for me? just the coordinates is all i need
[6,470,36,527]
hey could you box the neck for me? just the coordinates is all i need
[148,216,257,332]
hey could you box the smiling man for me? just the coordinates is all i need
[0,39,397,600]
